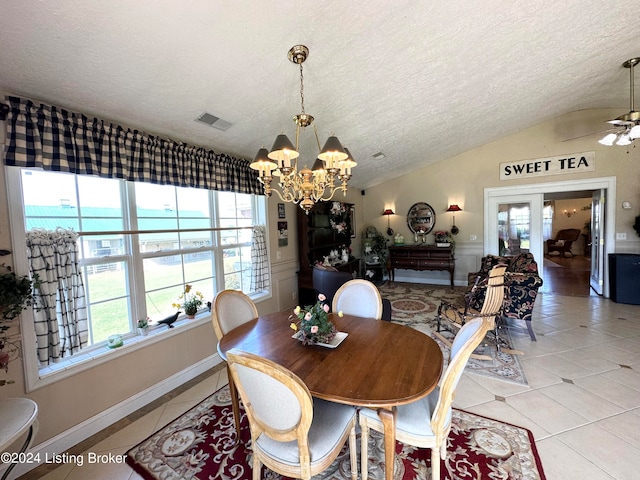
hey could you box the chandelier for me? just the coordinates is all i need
[599,57,640,146]
[250,45,356,213]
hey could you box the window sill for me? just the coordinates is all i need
[35,313,213,386]
[31,290,271,390]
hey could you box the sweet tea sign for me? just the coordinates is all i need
[500,151,595,180]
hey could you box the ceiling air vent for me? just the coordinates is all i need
[372,152,386,159]
[195,112,233,131]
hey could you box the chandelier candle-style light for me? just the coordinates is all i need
[250,45,356,213]
[599,57,640,146]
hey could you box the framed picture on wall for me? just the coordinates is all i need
[278,221,288,247]
[349,206,356,238]
[278,203,286,219]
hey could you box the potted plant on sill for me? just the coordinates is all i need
[137,317,150,336]
[172,284,204,319]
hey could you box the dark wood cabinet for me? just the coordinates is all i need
[388,245,454,287]
[297,201,358,304]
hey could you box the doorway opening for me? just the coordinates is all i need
[541,191,594,296]
[485,176,616,298]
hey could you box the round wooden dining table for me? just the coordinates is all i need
[218,311,444,480]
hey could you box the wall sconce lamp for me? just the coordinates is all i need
[563,208,577,218]
[446,204,462,235]
[382,209,395,236]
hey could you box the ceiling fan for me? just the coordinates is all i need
[562,57,640,144]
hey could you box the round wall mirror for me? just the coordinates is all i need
[407,202,436,235]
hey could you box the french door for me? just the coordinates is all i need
[485,177,616,297]
[485,194,544,274]
[590,189,606,295]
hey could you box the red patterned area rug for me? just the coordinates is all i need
[126,385,546,480]
[378,282,528,385]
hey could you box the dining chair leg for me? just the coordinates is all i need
[227,365,242,442]
[252,454,262,480]
[349,424,357,480]
[431,446,440,480]
[360,417,370,480]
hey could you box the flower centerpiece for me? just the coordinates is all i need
[289,294,340,345]
[172,284,204,318]
[434,230,452,246]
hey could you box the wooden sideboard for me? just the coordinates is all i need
[388,245,455,286]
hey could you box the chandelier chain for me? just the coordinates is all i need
[299,62,306,115]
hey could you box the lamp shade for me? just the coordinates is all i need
[268,134,300,162]
[446,204,462,212]
[382,209,394,215]
[249,147,277,177]
[318,135,348,164]
[339,147,357,174]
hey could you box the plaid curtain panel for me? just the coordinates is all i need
[26,228,89,364]
[250,225,270,291]
[3,96,263,195]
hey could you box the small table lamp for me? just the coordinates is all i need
[446,205,462,235]
[382,209,395,236]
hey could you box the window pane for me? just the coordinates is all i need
[90,298,130,343]
[85,262,128,303]
[146,286,183,319]
[143,257,183,292]
[143,252,214,317]
[22,170,80,230]
[82,235,126,259]
[223,246,252,292]
[77,175,123,233]
[177,187,209,217]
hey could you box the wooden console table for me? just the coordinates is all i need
[388,245,455,286]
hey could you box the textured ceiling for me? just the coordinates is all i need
[1,1,638,189]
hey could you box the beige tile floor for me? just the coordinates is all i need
[26,293,640,480]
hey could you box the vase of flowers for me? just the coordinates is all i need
[137,317,149,336]
[172,284,204,318]
[290,293,338,345]
[434,230,452,247]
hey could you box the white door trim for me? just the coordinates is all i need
[484,176,616,297]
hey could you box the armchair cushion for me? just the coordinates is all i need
[467,253,543,340]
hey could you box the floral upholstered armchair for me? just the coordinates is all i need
[467,253,543,341]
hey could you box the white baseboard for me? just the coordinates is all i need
[5,353,223,478]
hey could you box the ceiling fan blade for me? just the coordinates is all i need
[561,128,617,142]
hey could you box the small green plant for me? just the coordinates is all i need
[0,264,38,333]
[137,317,149,329]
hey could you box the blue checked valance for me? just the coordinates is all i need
[3,96,263,195]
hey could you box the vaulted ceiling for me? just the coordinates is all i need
[1,1,638,189]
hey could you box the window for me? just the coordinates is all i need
[12,167,267,356]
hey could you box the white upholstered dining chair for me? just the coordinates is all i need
[211,289,258,340]
[332,279,383,319]
[212,289,259,438]
[226,349,358,480]
[359,316,490,480]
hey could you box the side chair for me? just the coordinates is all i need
[226,349,358,480]
[332,279,383,320]
[359,317,490,480]
[212,289,258,439]
[435,265,522,359]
